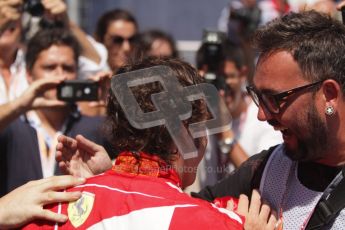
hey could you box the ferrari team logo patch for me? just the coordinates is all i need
[68,191,95,228]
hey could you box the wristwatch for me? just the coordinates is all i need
[218,137,237,155]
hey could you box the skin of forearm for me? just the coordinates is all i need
[228,143,249,168]
[0,97,27,132]
[0,199,15,229]
[69,21,101,64]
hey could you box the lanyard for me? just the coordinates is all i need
[24,104,81,177]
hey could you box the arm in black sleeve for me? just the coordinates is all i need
[192,145,278,201]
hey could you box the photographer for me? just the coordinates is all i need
[25,0,108,80]
[0,28,110,197]
[0,0,107,105]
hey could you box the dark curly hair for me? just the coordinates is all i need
[253,10,345,92]
[105,58,210,163]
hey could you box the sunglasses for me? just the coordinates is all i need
[246,80,324,114]
[110,35,137,45]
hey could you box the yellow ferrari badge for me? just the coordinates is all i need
[68,191,95,228]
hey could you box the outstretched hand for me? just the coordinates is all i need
[228,190,279,230]
[0,175,85,229]
[56,134,112,178]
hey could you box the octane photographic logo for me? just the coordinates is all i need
[111,66,232,159]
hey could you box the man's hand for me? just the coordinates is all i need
[41,0,67,22]
[19,77,66,111]
[56,134,112,178]
[41,0,69,25]
[0,0,22,31]
[0,77,66,132]
[337,0,345,10]
[87,71,112,108]
[78,71,112,116]
[233,190,279,230]
[0,175,85,229]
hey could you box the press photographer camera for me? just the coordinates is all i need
[22,0,67,37]
[197,30,229,92]
[229,6,261,38]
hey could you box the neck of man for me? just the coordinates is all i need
[171,158,185,189]
[316,151,345,167]
[35,107,71,136]
[315,123,345,167]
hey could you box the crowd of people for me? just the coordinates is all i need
[1,0,345,229]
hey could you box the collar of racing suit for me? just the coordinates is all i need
[112,151,182,187]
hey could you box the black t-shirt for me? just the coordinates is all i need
[193,145,341,202]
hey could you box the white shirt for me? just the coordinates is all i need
[78,36,109,80]
[0,49,29,104]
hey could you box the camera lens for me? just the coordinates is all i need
[84,87,91,95]
[61,86,73,98]
[76,90,83,98]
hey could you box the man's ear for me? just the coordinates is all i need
[322,79,341,110]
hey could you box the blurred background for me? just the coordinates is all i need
[66,0,229,64]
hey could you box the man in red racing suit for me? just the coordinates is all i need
[24,152,244,229]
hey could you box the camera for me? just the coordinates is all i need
[201,30,225,82]
[229,7,261,37]
[199,30,229,91]
[57,80,99,102]
[23,0,44,17]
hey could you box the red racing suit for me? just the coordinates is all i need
[24,152,244,229]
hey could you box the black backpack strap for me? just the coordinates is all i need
[306,167,345,230]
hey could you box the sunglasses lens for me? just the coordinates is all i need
[247,87,278,114]
[112,36,125,45]
[261,95,279,113]
[128,36,137,44]
[112,35,137,45]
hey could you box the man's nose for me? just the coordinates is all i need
[54,66,69,77]
[257,103,273,121]
[122,40,131,53]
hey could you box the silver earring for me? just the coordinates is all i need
[325,105,335,116]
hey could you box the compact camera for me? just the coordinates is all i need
[57,80,99,102]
